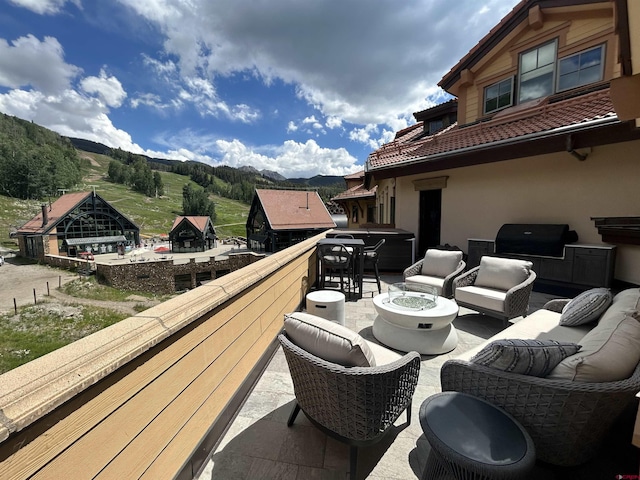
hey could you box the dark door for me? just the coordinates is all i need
[418,189,442,256]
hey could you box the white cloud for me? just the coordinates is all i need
[326,116,342,130]
[0,35,81,94]
[286,121,298,133]
[8,0,80,15]
[80,69,127,108]
[214,138,358,178]
[154,129,360,178]
[0,88,141,152]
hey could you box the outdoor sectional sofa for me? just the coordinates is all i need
[441,287,640,466]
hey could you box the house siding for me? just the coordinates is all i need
[393,139,640,285]
[464,12,616,124]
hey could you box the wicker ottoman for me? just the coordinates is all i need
[419,392,535,480]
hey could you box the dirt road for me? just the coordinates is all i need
[0,256,78,314]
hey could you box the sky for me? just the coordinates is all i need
[0,0,520,179]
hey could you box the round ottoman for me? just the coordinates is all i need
[419,392,535,480]
[306,290,345,325]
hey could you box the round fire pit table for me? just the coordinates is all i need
[372,283,459,354]
[419,392,536,480]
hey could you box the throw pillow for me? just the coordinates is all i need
[284,312,376,367]
[421,249,463,277]
[474,257,533,292]
[470,339,581,377]
[559,287,613,326]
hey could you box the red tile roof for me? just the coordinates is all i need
[331,183,377,202]
[171,216,212,232]
[256,189,336,230]
[367,87,617,170]
[17,192,92,234]
[343,171,365,180]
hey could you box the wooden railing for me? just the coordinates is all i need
[0,233,322,480]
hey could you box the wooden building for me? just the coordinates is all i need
[169,216,217,253]
[331,171,377,229]
[246,189,336,252]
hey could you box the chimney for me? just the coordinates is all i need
[41,204,48,227]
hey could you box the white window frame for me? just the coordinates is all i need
[483,77,514,114]
[557,44,605,93]
[518,39,558,103]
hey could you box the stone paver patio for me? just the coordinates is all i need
[196,274,637,479]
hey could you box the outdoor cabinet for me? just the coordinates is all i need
[467,239,616,289]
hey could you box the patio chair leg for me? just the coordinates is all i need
[374,262,381,294]
[287,402,301,427]
[406,400,412,425]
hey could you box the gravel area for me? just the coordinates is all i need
[0,255,79,314]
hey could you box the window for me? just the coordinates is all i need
[366,205,375,223]
[428,119,443,134]
[390,196,396,225]
[558,44,604,92]
[484,77,514,114]
[518,40,557,102]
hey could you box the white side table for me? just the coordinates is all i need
[306,290,345,325]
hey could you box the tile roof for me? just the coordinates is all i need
[171,216,212,232]
[331,183,377,202]
[367,87,617,170]
[256,189,336,230]
[17,191,91,234]
[343,171,365,180]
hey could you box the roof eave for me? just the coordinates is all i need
[367,117,639,179]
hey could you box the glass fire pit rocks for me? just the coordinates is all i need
[386,283,438,310]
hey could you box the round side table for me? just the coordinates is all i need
[306,290,345,325]
[419,392,535,480]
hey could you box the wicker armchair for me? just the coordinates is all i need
[403,249,465,298]
[453,257,536,321]
[278,333,420,480]
[440,358,640,466]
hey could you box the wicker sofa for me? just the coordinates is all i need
[441,287,640,466]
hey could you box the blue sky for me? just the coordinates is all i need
[0,0,519,178]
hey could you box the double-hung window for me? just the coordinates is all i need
[557,44,604,92]
[518,40,557,102]
[483,39,606,115]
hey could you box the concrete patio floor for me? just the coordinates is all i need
[195,274,638,480]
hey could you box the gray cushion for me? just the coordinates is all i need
[421,249,462,277]
[548,310,640,382]
[559,287,613,326]
[284,312,376,367]
[474,257,533,292]
[470,339,581,377]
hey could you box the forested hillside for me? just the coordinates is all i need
[0,114,83,200]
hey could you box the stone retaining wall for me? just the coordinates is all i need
[45,252,264,295]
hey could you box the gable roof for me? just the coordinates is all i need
[331,182,377,202]
[18,191,94,235]
[171,216,213,233]
[255,189,336,230]
[439,0,610,92]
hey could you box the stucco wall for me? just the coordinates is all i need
[394,139,640,285]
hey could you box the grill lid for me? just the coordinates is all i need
[495,224,578,257]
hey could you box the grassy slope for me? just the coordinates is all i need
[0,151,250,249]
